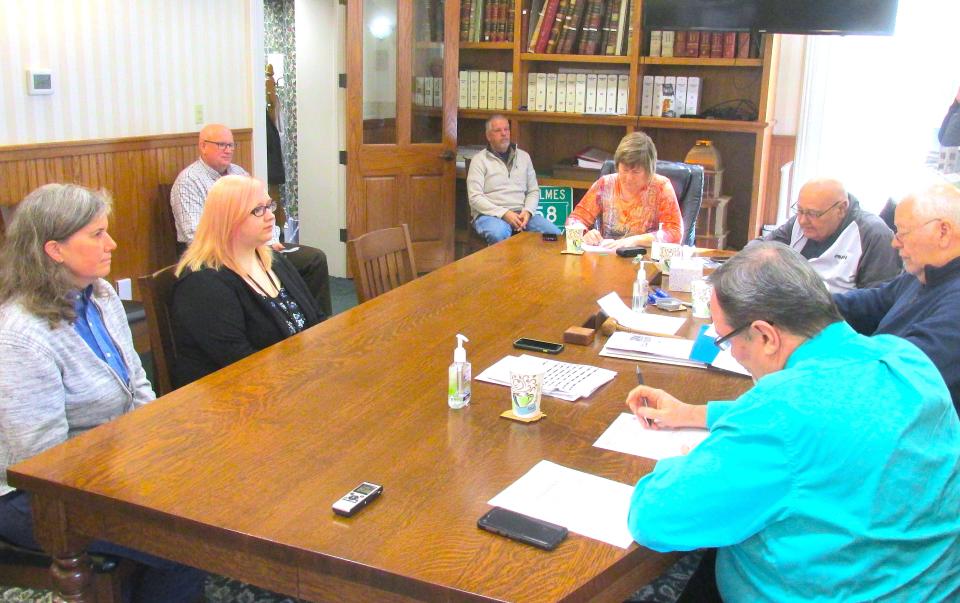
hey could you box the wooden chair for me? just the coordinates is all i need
[347,224,418,303]
[138,265,179,396]
[0,537,131,602]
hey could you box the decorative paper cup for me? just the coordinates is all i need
[565,224,586,253]
[658,243,682,273]
[691,278,713,318]
[510,358,545,417]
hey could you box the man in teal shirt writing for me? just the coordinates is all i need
[627,242,960,602]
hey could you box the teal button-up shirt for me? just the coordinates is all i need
[628,321,960,602]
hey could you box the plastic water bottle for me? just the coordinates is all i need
[651,222,668,260]
[632,263,649,312]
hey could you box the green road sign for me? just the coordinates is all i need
[537,186,573,230]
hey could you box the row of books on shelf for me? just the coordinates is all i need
[460,0,515,43]
[649,31,754,59]
[523,0,631,56]
[640,75,702,118]
[415,76,445,108]
[454,70,705,118]
[457,71,516,110]
[526,72,629,115]
[415,0,445,43]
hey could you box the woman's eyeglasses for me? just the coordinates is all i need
[250,201,277,217]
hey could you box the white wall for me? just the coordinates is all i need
[296,0,347,276]
[0,0,253,145]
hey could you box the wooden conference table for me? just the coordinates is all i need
[9,233,750,602]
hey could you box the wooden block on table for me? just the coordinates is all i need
[564,326,596,346]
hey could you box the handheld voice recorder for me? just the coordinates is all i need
[332,482,383,517]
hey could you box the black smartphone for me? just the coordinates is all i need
[542,232,558,241]
[615,246,646,258]
[477,507,568,550]
[513,338,564,354]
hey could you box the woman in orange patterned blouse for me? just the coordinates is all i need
[567,132,682,249]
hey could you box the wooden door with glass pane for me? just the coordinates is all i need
[346,0,458,272]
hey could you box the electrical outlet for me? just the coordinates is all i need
[116,278,132,301]
[194,104,205,125]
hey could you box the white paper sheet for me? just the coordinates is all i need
[600,331,705,368]
[488,460,635,548]
[475,355,617,401]
[594,413,710,460]
[597,292,687,337]
[581,243,615,253]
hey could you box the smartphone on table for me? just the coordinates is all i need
[513,338,564,354]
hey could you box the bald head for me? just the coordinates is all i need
[795,178,849,242]
[198,124,235,174]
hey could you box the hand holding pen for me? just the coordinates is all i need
[626,366,709,430]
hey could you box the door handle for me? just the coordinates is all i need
[440,150,456,161]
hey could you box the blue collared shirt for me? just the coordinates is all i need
[72,286,129,385]
[628,321,960,602]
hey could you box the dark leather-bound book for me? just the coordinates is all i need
[699,31,712,57]
[722,31,736,58]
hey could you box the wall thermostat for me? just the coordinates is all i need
[27,70,53,95]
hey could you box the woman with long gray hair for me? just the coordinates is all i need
[0,184,204,602]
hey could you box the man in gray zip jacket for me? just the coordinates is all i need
[761,178,901,293]
[467,114,560,244]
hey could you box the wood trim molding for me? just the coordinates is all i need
[762,134,796,227]
[0,129,253,295]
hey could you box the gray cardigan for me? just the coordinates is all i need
[0,280,154,494]
[466,145,541,220]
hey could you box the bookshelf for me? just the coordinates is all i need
[455,0,780,249]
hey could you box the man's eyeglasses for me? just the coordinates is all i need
[203,140,236,151]
[791,198,843,219]
[894,218,941,243]
[713,323,750,350]
[250,201,277,217]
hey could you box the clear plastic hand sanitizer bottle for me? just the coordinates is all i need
[651,222,667,260]
[632,262,649,312]
[448,334,471,409]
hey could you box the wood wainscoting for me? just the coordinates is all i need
[0,130,252,296]
[762,134,797,227]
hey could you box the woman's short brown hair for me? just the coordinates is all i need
[614,132,657,176]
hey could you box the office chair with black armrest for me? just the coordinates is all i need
[598,159,705,246]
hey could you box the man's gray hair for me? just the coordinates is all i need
[485,114,508,132]
[905,182,960,226]
[711,241,842,339]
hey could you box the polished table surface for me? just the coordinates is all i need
[9,233,750,602]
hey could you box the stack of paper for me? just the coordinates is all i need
[600,331,703,369]
[599,324,751,378]
[488,460,635,548]
[476,354,617,402]
[597,292,687,337]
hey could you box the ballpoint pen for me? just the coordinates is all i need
[635,365,653,427]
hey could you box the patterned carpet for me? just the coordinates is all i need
[0,552,699,602]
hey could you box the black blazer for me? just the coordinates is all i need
[171,253,324,387]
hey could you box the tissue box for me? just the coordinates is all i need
[667,257,703,293]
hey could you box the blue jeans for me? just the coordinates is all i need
[474,213,561,244]
[0,490,206,603]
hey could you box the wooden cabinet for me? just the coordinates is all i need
[455,1,779,249]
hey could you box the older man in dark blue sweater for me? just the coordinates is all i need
[835,183,960,415]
